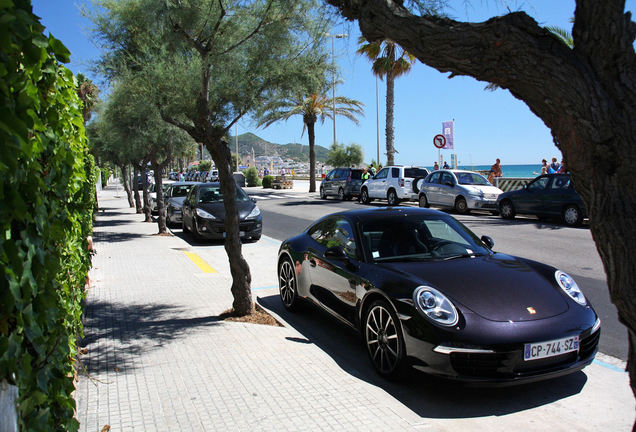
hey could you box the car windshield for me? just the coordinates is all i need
[361,214,490,262]
[404,168,428,178]
[456,172,490,185]
[198,185,250,203]
[171,185,193,197]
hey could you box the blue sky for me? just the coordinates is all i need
[32,0,634,166]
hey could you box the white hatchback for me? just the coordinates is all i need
[418,170,503,214]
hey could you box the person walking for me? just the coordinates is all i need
[443,161,450,169]
[548,157,561,173]
[488,158,502,183]
[433,161,439,170]
[362,167,370,181]
[540,159,548,174]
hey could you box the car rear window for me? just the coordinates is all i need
[350,170,363,180]
[404,168,429,178]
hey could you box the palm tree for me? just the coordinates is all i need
[357,37,415,166]
[258,92,364,192]
[76,73,100,124]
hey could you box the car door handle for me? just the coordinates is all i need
[309,259,317,267]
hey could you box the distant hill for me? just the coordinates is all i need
[228,132,330,163]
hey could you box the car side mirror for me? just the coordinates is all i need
[251,198,257,203]
[325,246,347,260]
[481,235,494,250]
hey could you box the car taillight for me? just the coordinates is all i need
[400,179,404,187]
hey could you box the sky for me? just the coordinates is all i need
[31,0,635,167]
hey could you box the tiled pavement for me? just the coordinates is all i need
[75,183,634,431]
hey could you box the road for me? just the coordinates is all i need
[246,188,627,362]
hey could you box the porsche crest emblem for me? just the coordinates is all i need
[527,307,537,314]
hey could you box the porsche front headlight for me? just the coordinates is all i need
[555,270,586,305]
[413,286,458,327]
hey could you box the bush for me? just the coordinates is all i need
[244,167,261,187]
[262,175,274,188]
[0,4,94,430]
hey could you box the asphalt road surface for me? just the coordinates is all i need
[250,190,627,361]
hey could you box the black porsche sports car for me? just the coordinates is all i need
[277,207,600,384]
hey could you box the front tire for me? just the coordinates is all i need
[360,188,371,204]
[338,188,345,201]
[563,205,582,226]
[455,196,468,214]
[418,194,429,208]
[364,300,406,378]
[499,199,516,219]
[278,257,299,311]
[320,186,326,199]
[387,189,400,206]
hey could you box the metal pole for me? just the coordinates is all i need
[376,76,380,165]
[332,35,336,146]
[235,123,239,171]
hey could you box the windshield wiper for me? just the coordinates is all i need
[440,253,486,261]
[376,256,430,263]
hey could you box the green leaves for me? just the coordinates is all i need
[1,2,93,431]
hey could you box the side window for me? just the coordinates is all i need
[309,217,357,259]
[551,176,570,189]
[440,172,455,185]
[427,172,441,184]
[325,169,336,181]
[528,176,550,191]
[335,168,344,179]
[391,167,399,178]
[375,168,389,179]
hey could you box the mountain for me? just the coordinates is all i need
[228,132,330,162]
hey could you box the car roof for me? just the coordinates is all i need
[314,206,448,226]
[170,181,197,186]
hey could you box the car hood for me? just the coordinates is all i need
[383,254,568,322]
[461,185,503,195]
[198,200,255,220]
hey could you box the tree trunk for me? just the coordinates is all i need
[327,0,636,403]
[385,73,396,166]
[132,166,142,213]
[308,121,316,192]
[205,135,254,316]
[142,170,152,223]
[120,164,134,208]
[151,161,168,234]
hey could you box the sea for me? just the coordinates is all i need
[453,164,541,178]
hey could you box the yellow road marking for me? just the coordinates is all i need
[184,252,217,273]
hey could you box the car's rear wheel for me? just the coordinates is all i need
[364,300,405,378]
[182,218,189,232]
[320,186,326,199]
[563,205,582,226]
[455,196,468,214]
[338,188,345,200]
[418,194,429,208]
[278,257,299,311]
[360,188,371,204]
[499,199,516,219]
[387,189,400,206]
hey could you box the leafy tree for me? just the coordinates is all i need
[326,142,363,167]
[76,72,100,123]
[258,91,364,192]
[199,160,212,172]
[327,0,636,405]
[91,0,332,315]
[357,37,415,166]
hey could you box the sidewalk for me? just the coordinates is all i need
[75,183,634,431]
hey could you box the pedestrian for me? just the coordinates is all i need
[433,161,439,170]
[558,159,567,173]
[362,167,370,181]
[540,159,548,175]
[548,157,560,173]
[443,161,449,169]
[321,164,325,179]
[488,158,502,183]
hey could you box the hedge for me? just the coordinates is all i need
[0,2,95,430]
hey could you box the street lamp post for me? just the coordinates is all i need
[328,33,348,146]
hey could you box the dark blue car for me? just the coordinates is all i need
[496,174,587,226]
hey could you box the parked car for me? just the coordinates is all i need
[181,182,262,241]
[206,169,219,182]
[164,181,197,225]
[168,171,179,180]
[320,167,364,200]
[418,169,503,214]
[149,181,174,214]
[277,207,600,382]
[497,174,587,226]
[360,166,429,206]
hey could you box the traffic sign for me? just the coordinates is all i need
[433,134,446,149]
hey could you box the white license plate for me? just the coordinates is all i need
[222,232,245,238]
[524,336,579,361]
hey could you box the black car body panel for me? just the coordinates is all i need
[277,207,599,384]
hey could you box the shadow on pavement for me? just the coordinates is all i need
[80,300,224,375]
[280,199,353,207]
[93,230,147,243]
[258,294,588,420]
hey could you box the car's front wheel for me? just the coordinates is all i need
[387,189,400,206]
[360,188,371,204]
[278,257,299,311]
[418,194,429,208]
[338,188,345,201]
[562,205,582,226]
[364,300,406,378]
[455,196,469,214]
[320,186,326,199]
[499,199,516,219]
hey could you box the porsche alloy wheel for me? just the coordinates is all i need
[364,300,405,377]
[279,258,298,310]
